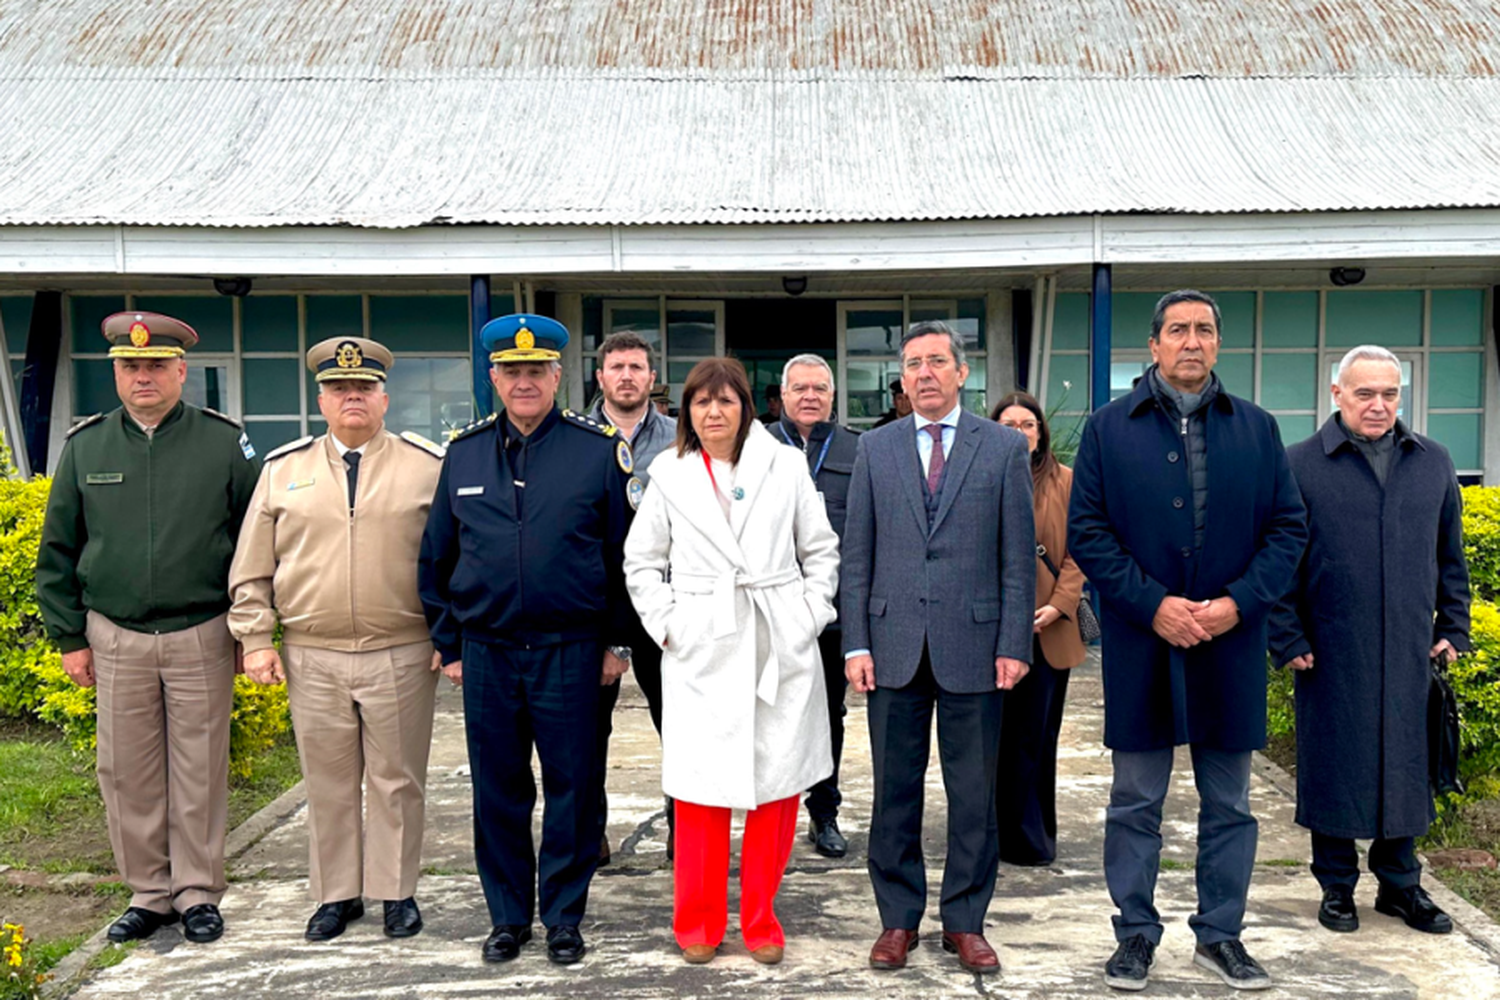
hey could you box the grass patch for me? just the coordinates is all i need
[1433,866,1500,920]
[88,941,132,971]
[0,722,111,874]
[1159,859,1194,871]
[1257,858,1304,868]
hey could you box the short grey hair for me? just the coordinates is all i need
[781,353,834,390]
[1150,290,1222,341]
[1336,345,1402,384]
[899,320,967,370]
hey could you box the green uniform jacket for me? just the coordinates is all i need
[36,402,262,652]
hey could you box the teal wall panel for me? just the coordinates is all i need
[1261,352,1319,411]
[1427,413,1482,470]
[370,295,467,352]
[1325,290,1422,348]
[1431,290,1485,347]
[133,297,233,352]
[1261,292,1318,348]
[242,296,299,352]
[1428,352,1484,409]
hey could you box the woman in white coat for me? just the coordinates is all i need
[624,357,840,966]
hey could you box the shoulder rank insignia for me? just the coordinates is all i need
[448,412,498,443]
[400,430,446,459]
[627,476,644,510]
[561,408,619,438]
[66,413,106,438]
[615,439,634,474]
[264,435,315,462]
[201,406,244,429]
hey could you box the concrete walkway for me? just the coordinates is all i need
[58,653,1500,998]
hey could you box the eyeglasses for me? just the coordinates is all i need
[1000,419,1039,431]
[901,355,954,373]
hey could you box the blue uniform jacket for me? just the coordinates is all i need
[419,406,635,663]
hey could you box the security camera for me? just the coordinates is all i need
[1328,267,1366,287]
[782,276,808,297]
[213,277,253,297]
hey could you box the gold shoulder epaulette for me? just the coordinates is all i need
[66,413,106,438]
[399,430,446,459]
[201,407,244,430]
[448,413,498,443]
[264,436,315,462]
[561,408,618,438]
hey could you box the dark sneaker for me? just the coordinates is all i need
[1318,885,1358,933]
[807,817,849,858]
[1374,884,1453,934]
[1104,934,1155,991]
[1194,940,1272,990]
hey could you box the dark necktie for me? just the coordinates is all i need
[343,451,361,511]
[925,424,946,493]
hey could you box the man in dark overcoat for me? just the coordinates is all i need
[1269,345,1470,937]
[1069,290,1306,992]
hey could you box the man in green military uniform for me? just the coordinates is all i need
[36,310,261,945]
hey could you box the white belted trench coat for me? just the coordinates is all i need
[624,422,841,809]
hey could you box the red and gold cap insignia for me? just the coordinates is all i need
[129,321,150,347]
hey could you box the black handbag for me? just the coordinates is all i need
[1428,655,1465,796]
[1037,544,1101,643]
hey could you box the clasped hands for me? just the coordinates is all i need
[1152,595,1240,649]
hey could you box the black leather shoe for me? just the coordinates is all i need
[1104,934,1155,991]
[305,898,364,941]
[1374,884,1453,934]
[181,903,225,944]
[807,817,849,858]
[1318,886,1358,933]
[1193,940,1271,990]
[383,898,422,938]
[546,924,586,964]
[482,924,532,963]
[106,907,179,943]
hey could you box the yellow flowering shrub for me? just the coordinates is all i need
[1,922,50,1000]
[1463,485,1500,603]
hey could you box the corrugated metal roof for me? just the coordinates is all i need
[2,1,1500,227]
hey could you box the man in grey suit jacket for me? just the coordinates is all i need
[843,320,1036,976]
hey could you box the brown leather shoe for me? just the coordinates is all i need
[942,931,1000,974]
[682,944,715,964]
[869,928,920,970]
[750,944,784,965]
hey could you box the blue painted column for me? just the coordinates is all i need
[469,275,493,419]
[1090,263,1113,412]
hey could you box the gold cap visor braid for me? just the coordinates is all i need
[107,345,186,359]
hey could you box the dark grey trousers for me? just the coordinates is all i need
[1105,745,1256,946]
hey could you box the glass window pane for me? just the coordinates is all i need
[1214,353,1252,398]
[667,309,716,355]
[1260,353,1318,411]
[1325,290,1422,348]
[1212,291,1256,349]
[1113,293,1159,347]
[1272,413,1317,444]
[845,360,904,420]
[71,295,126,354]
[1428,352,1483,409]
[386,357,474,443]
[957,297,987,351]
[183,364,230,412]
[667,360,704,383]
[1051,294,1090,351]
[242,358,301,415]
[1262,292,1318,348]
[243,420,304,455]
[960,364,986,417]
[845,308,903,356]
[133,297,233,353]
[72,360,117,415]
[306,295,364,342]
[606,305,661,352]
[370,295,467,352]
[1431,290,1485,347]
[1109,359,1150,400]
[241,295,299,352]
[1046,354,1089,410]
[1427,413,1482,470]
[1,295,33,356]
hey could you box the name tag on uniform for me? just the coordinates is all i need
[85,473,123,485]
[286,479,315,491]
[457,486,485,496]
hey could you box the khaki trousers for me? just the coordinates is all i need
[88,611,235,914]
[284,641,439,903]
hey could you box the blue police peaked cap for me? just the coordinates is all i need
[481,314,569,363]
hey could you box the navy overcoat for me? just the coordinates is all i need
[1068,377,1307,752]
[1268,417,1471,839]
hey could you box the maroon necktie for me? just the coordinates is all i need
[925,424,946,493]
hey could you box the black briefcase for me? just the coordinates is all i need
[1428,655,1465,796]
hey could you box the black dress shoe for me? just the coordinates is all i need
[807,817,849,858]
[1193,940,1271,990]
[482,924,532,963]
[383,897,423,938]
[1104,934,1155,991]
[1374,884,1453,934]
[181,903,224,944]
[107,907,179,943]
[304,898,364,941]
[546,924,586,964]
[1318,886,1358,933]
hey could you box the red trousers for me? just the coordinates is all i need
[673,794,799,950]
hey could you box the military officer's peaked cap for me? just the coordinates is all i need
[306,336,394,383]
[101,311,199,359]
[481,314,568,363]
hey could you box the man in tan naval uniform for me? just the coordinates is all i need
[229,336,445,942]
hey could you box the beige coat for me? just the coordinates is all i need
[1035,464,1087,669]
[624,422,841,810]
[228,429,442,652]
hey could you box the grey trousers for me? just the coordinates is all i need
[1105,745,1256,946]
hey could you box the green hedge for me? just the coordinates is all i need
[0,470,289,780]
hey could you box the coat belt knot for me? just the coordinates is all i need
[674,566,802,705]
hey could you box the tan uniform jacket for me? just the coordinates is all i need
[229,429,443,653]
[1035,464,1088,669]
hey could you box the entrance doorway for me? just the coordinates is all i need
[724,299,836,420]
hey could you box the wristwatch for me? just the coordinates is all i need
[607,645,633,662]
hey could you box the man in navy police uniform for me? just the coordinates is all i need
[418,314,640,966]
